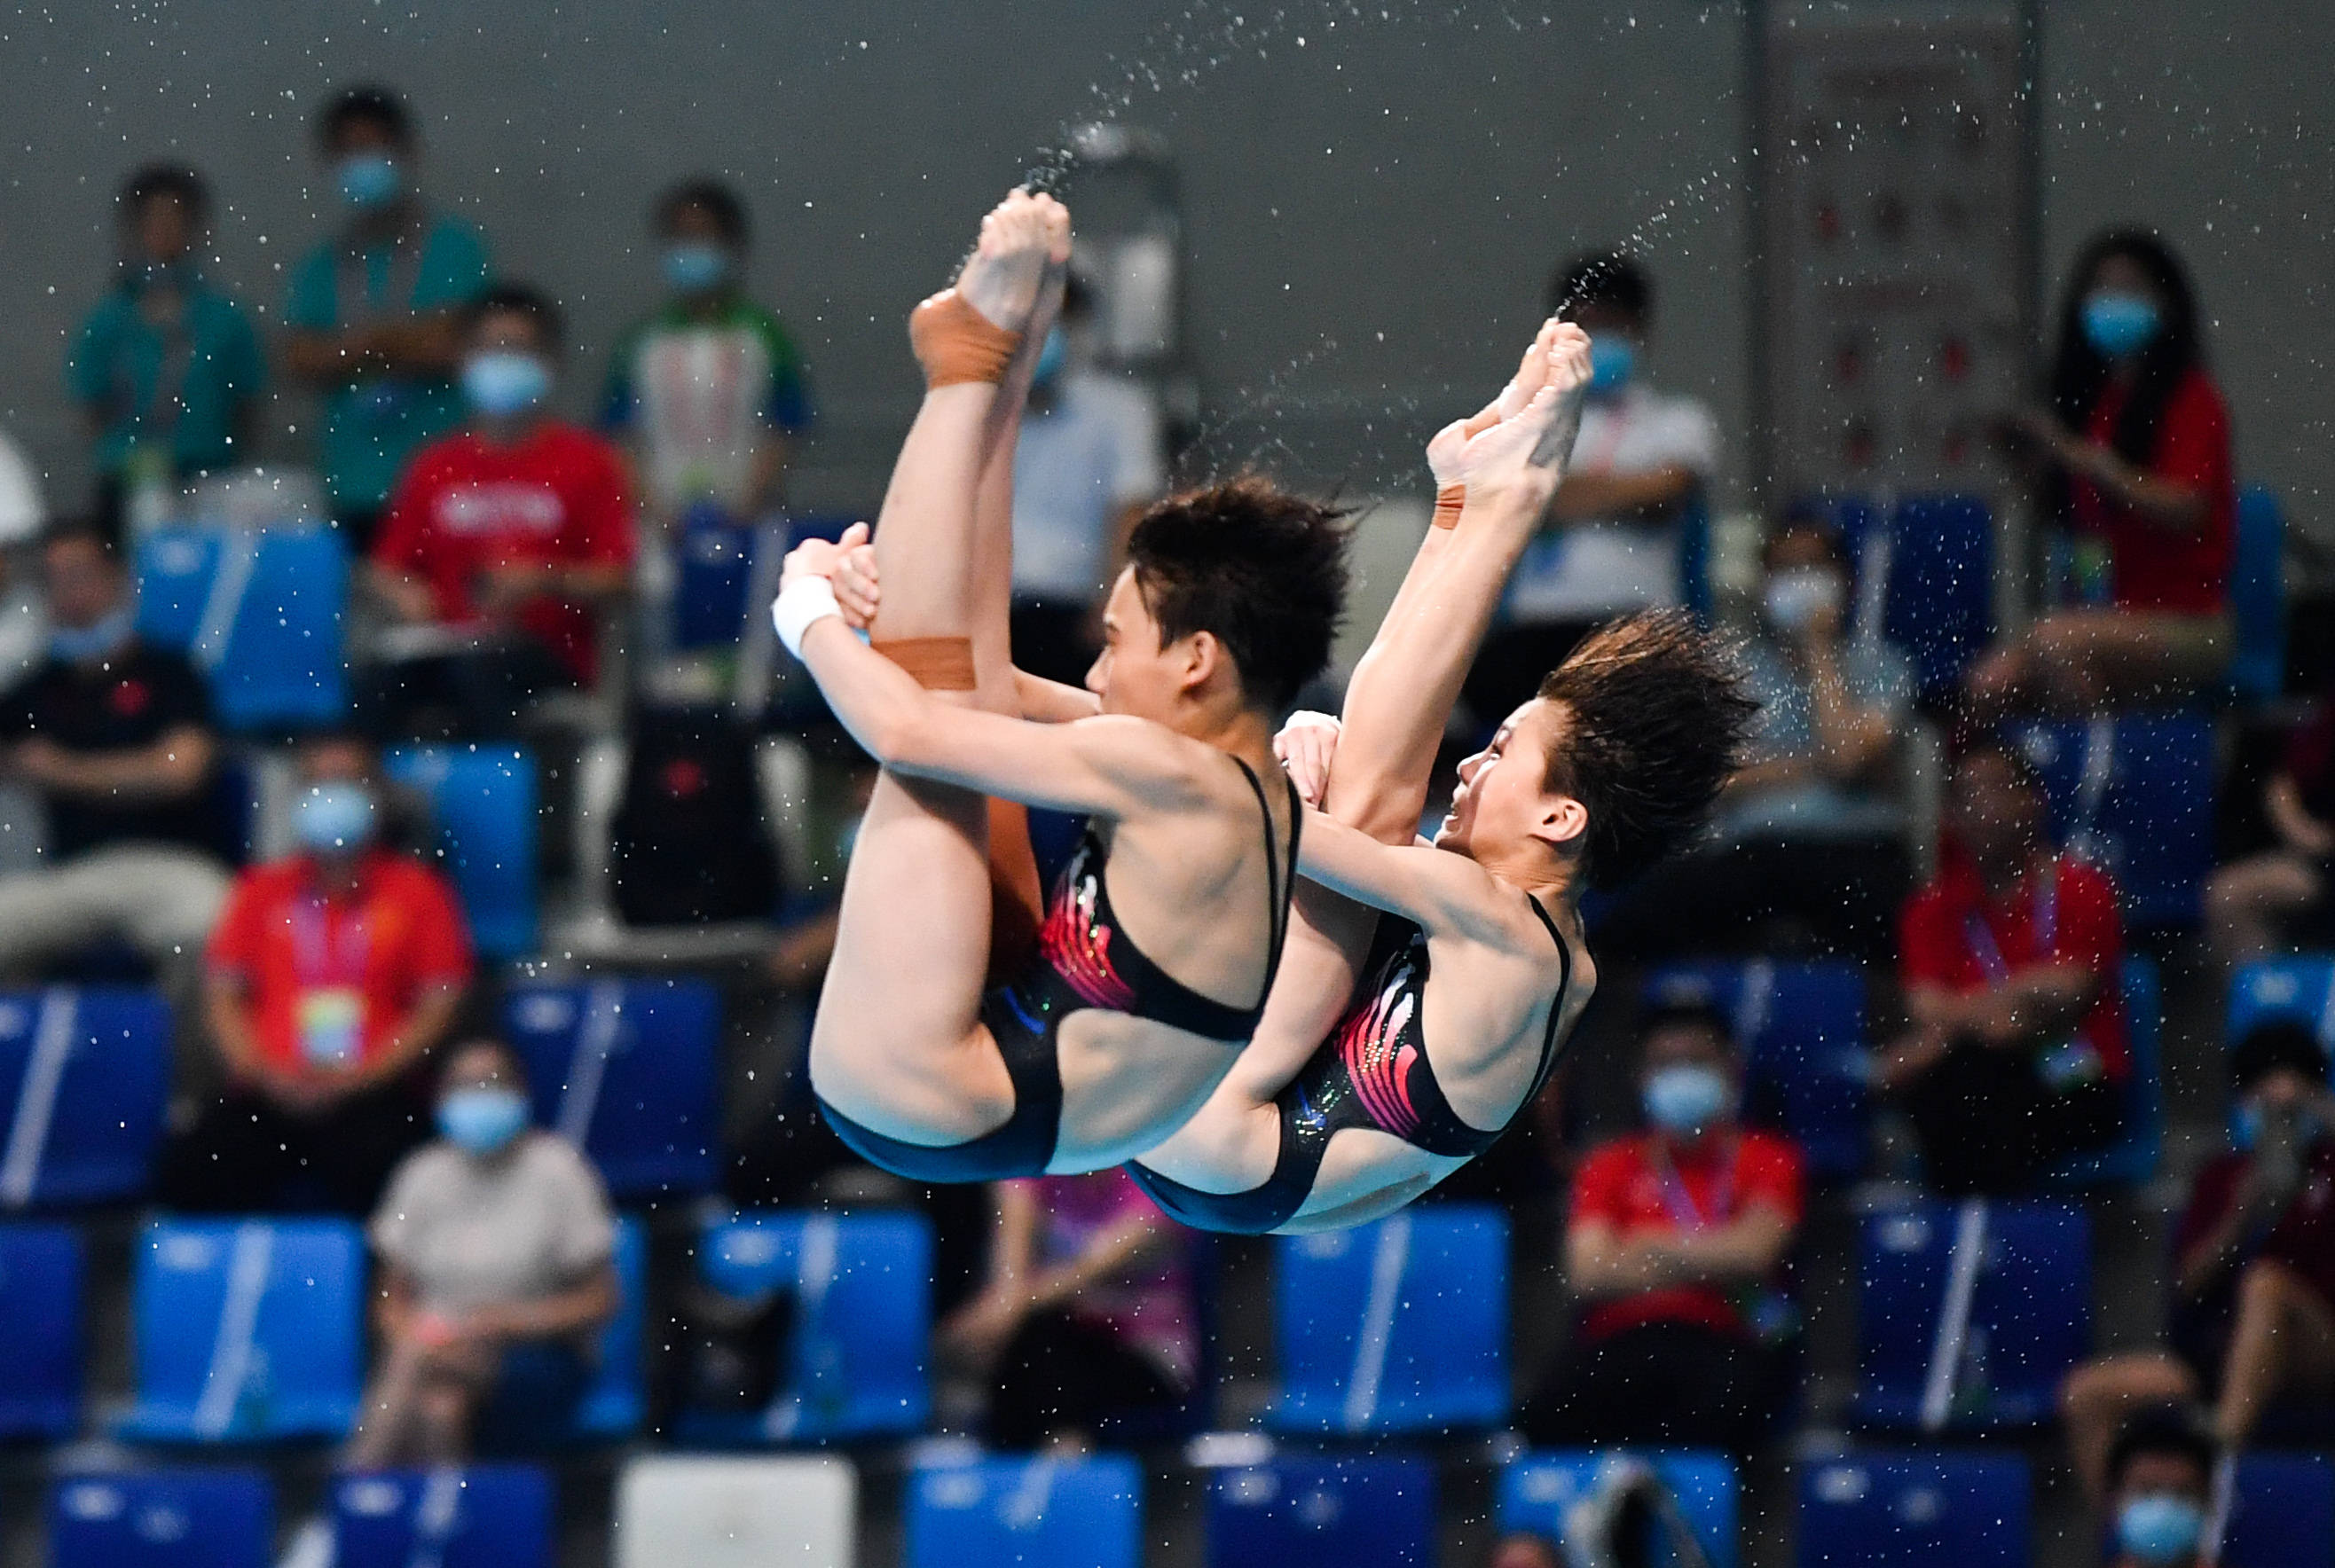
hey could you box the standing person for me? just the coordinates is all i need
[160,731,473,1215]
[284,85,490,552]
[1974,228,2236,716]
[67,165,265,527]
[1462,250,1719,732]
[601,178,813,531]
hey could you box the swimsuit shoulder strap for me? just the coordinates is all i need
[1520,894,1576,1103]
[1226,756,1301,1000]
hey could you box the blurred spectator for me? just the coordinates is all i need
[284,85,490,549]
[0,521,224,980]
[2205,691,2335,968]
[160,731,471,1213]
[344,1039,617,1466]
[1489,1534,1562,1568]
[602,178,812,530]
[1463,250,1718,730]
[1521,1001,1802,1452]
[1592,511,1914,960]
[1879,740,2128,1193]
[67,164,264,530]
[1974,229,2234,717]
[0,427,50,696]
[1008,273,1167,686]
[363,285,636,737]
[2099,1407,2219,1568]
[939,1169,1197,1448]
[2062,1023,2335,1497]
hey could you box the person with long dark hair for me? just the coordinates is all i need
[1972,228,2236,716]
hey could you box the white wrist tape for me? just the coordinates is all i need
[773,577,844,660]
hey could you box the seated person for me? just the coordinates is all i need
[346,1038,617,1466]
[0,520,225,984]
[2060,1022,2335,1494]
[2099,1407,2220,1568]
[1521,1000,1802,1452]
[2205,691,2335,968]
[1878,739,2129,1194]
[1593,509,1914,960]
[161,731,472,1213]
[363,284,635,737]
[938,1168,1197,1448]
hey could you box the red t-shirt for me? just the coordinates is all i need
[1898,851,2130,1079]
[206,850,475,1080]
[372,421,637,681]
[2072,366,2236,615]
[1569,1129,1804,1342]
[2174,1141,2335,1323]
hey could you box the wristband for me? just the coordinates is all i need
[773,577,845,660]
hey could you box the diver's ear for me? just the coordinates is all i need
[1533,795,1588,851]
[1177,629,1223,698]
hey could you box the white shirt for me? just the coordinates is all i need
[1010,372,1166,602]
[1505,385,1720,622]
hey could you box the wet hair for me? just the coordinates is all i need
[2048,227,2205,472]
[317,84,415,151]
[2107,1405,2216,1494]
[119,164,208,223]
[1535,610,1757,890]
[1548,249,1653,327]
[1124,477,1349,714]
[654,177,750,247]
[2231,1020,2329,1093]
[464,282,565,351]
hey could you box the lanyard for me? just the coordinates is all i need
[1965,858,2057,983]
[288,888,369,988]
[1653,1136,1739,1231]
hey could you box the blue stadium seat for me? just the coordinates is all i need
[1853,1201,2089,1431]
[50,1469,275,1568]
[1500,1451,1738,1568]
[1796,1454,2029,1566]
[2226,956,2335,1052]
[1270,1204,1506,1435]
[1645,960,1869,1180]
[385,746,539,961]
[2013,712,2215,928]
[136,525,350,733]
[907,1454,1142,1568]
[1208,1455,1435,1568]
[1677,490,1714,625]
[571,1216,648,1441]
[0,1221,83,1439]
[680,1209,932,1444]
[121,1218,364,1442]
[2223,1454,2335,1568]
[2229,485,2287,702]
[332,1465,555,1568]
[0,986,171,1209]
[500,979,720,1199]
[2049,955,2164,1186]
[1829,493,1993,703]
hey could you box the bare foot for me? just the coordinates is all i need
[957,189,1069,335]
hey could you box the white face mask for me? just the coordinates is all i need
[1763,567,1846,634]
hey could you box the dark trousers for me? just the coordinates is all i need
[1521,1321,1786,1453]
[1461,619,1600,737]
[356,638,575,743]
[161,1077,431,1216]
[1589,834,1914,963]
[1901,1038,2126,1196]
[987,1308,1180,1449]
[1010,598,1099,690]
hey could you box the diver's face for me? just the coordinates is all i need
[1435,699,1570,859]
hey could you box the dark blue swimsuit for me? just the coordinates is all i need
[818,760,1300,1182]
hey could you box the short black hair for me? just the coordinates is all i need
[1640,995,1738,1055]
[1124,477,1349,714]
[655,178,750,247]
[463,283,565,351]
[2107,1405,2216,1494]
[1549,250,1654,326]
[1537,610,1757,890]
[317,84,414,151]
[1953,733,2048,799]
[1761,505,1850,571]
[441,1036,529,1094]
[119,164,208,223]
[1062,270,1097,321]
[43,515,123,563]
[2232,1020,2329,1093]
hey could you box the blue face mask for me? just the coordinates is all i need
[50,604,136,664]
[1643,1063,1734,1135]
[437,1085,531,1156]
[662,242,732,294]
[1032,326,1070,389]
[2082,291,2161,359]
[336,153,403,210]
[2116,1494,2205,1565]
[461,351,551,418]
[1589,336,1637,395]
[295,782,377,856]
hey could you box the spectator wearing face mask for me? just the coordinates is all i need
[344,1038,617,1467]
[363,285,636,737]
[0,520,226,982]
[1972,228,2235,717]
[283,85,490,552]
[2061,1023,2335,1494]
[1005,272,1167,686]
[1462,250,1719,731]
[67,165,265,529]
[601,178,812,532]
[159,731,472,1214]
[1520,1000,1803,1452]
[2096,1407,2219,1568]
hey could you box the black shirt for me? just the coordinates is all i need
[5,639,217,858]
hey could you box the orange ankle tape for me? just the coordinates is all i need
[1432,484,1466,529]
[874,637,978,692]
[908,290,1022,388]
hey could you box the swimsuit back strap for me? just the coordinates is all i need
[1520,895,1576,1105]
[1227,757,1302,1002]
